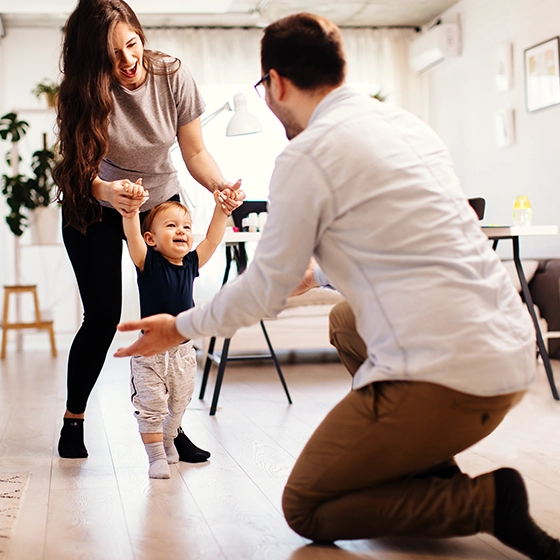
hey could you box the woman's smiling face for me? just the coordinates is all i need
[111,21,146,90]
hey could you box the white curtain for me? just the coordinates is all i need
[146,28,262,86]
[146,27,422,112]
[341,28,423,112]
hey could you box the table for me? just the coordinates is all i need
[482,225,559,400]
[194,229,261,283]
[193,230,261,280]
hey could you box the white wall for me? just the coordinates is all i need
[427,0,560,258]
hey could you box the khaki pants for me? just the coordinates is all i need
[281,301,525,542]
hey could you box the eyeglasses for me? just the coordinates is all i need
[254,73,270,99]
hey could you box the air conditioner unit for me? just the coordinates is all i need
[408,23,461,73]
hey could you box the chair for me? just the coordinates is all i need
[1,285,57,359]
[468,197,485,220]
[199,201,292,415]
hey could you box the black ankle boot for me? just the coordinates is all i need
[174,427,210,463]
[493,468,560,559]
[58,418,88,459]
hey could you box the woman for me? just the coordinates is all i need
[53,0,243,460]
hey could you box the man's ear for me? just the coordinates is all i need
[144,232,156,246]
[269,68,287,101]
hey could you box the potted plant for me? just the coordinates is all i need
[32,79,60,109]
[0,112,58,237]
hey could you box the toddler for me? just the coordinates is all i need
[123,182,230,478]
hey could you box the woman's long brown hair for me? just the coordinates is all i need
[53,0,178,233]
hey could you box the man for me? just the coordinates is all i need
[115,13,560,559]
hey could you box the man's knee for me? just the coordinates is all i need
[329,301,354,339]
[282,483,337,543]
[282,485,319,540]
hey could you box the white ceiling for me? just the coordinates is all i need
[0,0,460,29]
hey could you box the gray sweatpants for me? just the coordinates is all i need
[130,340,197,447]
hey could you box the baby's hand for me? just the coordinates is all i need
[214,188,232,216]
[122,178,148,199]
[217,179,244,213]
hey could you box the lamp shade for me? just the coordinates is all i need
[226,93,263,136]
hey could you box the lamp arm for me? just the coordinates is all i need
[170,101,232,154]
[200,102,232,127]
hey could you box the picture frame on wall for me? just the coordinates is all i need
[494,108,515,149]
[524,36,560,112]
[496,42,513,92]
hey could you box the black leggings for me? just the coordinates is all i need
[62,196,179,414]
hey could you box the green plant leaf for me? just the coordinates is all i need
[1,115,57,235]
[6,213,25,236]
[0,112,29,143]
[371,89,388,102]
[32,79,60,98]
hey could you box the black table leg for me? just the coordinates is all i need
[511,237,559,400]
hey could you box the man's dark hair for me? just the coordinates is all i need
[261,13,346,90]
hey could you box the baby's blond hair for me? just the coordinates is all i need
[141,201,190,235]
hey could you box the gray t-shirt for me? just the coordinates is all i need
[99,57,205,211]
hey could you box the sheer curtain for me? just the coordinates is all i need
[146,28,262,86]
[341,27,423,112]
[146,27,421,103]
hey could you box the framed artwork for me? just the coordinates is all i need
[496,42,513,92]
[524,37,560,112]
[494,108,515,148]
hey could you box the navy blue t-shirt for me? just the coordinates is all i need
[137,246,199,318]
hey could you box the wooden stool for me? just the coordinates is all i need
[1,285,57,359]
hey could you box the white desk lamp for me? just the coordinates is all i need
[172,92,262,154]
[202,92,262,135]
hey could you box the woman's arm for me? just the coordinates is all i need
[177,118,244,212]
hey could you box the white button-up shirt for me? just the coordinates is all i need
[177,85,536,397]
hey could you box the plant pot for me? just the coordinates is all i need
[43,92,58,109]
[29,205,62,245]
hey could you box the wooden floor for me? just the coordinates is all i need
[1,333,559,560]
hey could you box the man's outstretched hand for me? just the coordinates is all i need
[114,314,185,357]
[290,258,319,296]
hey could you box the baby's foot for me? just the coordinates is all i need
[165,443,180,464]
[145,442,171,479]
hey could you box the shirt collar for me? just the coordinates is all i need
[307,84,358,127]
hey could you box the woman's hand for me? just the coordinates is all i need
[107,178,149,217]
[217,179,245,213]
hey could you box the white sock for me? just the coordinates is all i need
[164,443,180,464]
[144,442,171,479]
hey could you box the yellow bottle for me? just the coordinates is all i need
[512,195,532,227]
